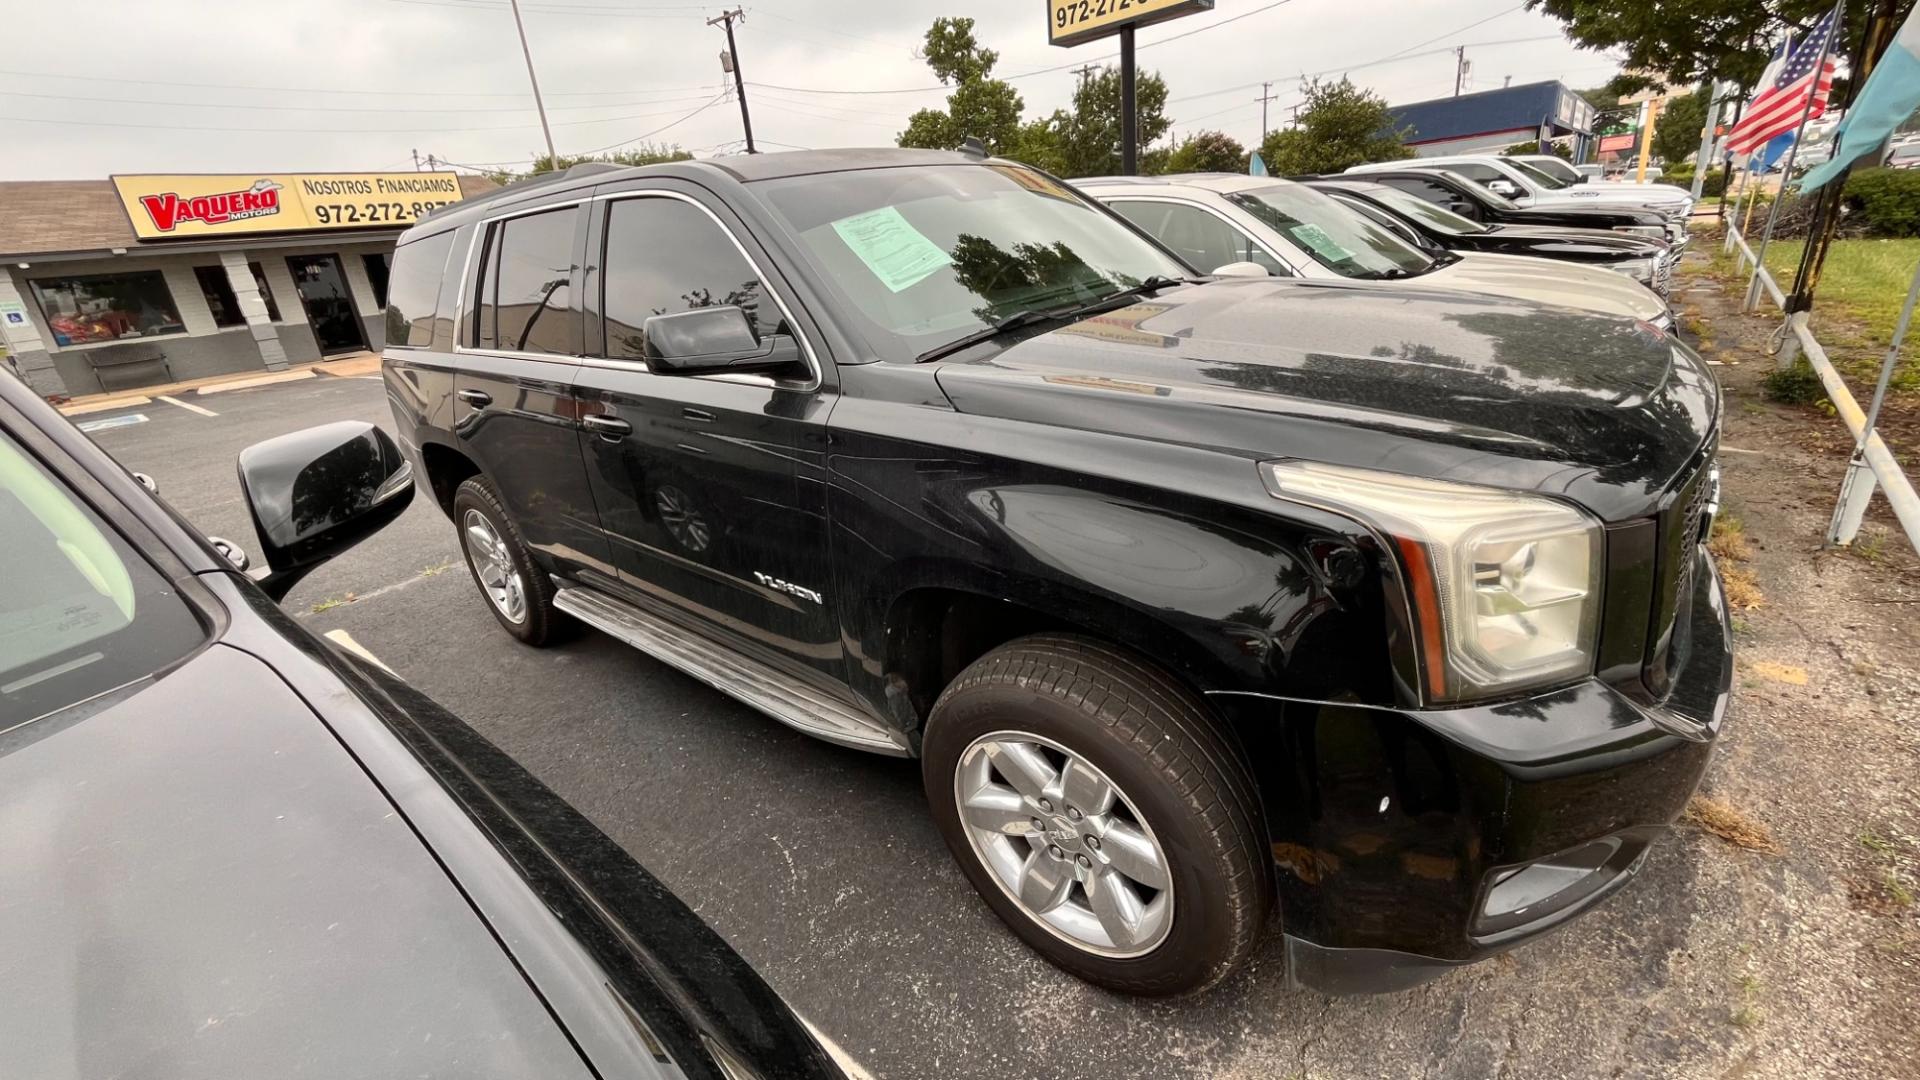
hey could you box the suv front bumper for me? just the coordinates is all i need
[1224,546,1732,994]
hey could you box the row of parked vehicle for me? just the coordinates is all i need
[2,145,1728,1078]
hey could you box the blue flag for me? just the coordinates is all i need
[1249,152,1267,176]
[1796,4,1920,191]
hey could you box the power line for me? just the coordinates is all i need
[0,67,718,100]
[570,90,731,156]
[0,87,721,114]
[0,96,724,135]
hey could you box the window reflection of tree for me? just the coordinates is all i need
[610,278,763,359]
[946,233,1133,324]
[288,437,384,537]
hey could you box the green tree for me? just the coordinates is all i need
[1165,130,1248,174]
[485,143,690,185]
[1503,140,1572,159]
[1257,77,1412,175]
[1050,65,1172,177]
[1652,90,1709,164]
[1524,1,1861,92]
[897,17,1025,156]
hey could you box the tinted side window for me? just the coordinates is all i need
[475,208,578,355]
[1450,163,1500,184]
[384,230,454,348]
[601,197,766,361]
[1107,200,1286,277]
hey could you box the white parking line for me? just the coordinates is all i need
[156,395,219,417]
[322,629,395,675]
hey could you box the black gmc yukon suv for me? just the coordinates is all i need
[383,149,1731,997]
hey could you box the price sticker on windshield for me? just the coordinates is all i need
[832,206,952,293]
[1288,223,1354,263]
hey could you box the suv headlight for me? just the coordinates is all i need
[1605,256,1657,284]
[1262,461,1603,703]
[1613,224,1665,240]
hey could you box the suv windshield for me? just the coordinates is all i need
[1,430,204,724]
[1433,170,1522,210]
[758,164,1191,359]
[1354,185,1489,235]
[1506,159,1570,190]
[1524,157,1583,184]
[1224,183,1436,278]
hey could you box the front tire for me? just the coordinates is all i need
[922,634,1271,996]
[452,476,567,646]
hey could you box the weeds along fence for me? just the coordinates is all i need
[1723,219,1920,555]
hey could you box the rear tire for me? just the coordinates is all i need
[452,476,567,646]
[921,633,1271,996]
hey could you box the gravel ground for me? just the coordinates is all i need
[72,254,1920,1077]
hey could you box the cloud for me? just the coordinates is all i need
[1,0,1619,179]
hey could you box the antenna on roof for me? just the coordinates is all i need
[959,136,988,159]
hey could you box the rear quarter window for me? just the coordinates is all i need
[384,230,456,349]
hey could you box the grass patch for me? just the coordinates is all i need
[1709,514,1765,611]
[1758,237,1920,394]
[1762,359,1828,405]
[1687,795,1783,855]
[419,560,457,577]
[309,592,358,614]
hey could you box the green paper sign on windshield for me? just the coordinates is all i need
[832,206,951,293]
[1289,223,1353,263]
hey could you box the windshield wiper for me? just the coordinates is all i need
[916,308,1071,364]
[914,277,1189,364]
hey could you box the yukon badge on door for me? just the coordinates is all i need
[753,571,823,605]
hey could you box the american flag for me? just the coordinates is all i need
[1726,7,1842,155]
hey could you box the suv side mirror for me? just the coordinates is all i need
[1486,179,1520,197]
[644,306,802,377]
[237,421,415,601]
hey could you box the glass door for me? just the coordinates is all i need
[286,254,367,355]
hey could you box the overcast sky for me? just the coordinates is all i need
[1,0,1626,180]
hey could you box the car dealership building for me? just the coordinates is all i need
[1388,80,1600,161]
[0,170,493,399]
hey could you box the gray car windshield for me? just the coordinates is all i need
[758,164,1191,359]
[1225,184,1435,278]
[1,430,205,724]
[1358,186,1490,235]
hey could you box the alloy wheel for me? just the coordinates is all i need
[462,509,527,624]
[953,731,1174,957]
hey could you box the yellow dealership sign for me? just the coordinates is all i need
[1047,0,1214,48]
[111,172,466,240]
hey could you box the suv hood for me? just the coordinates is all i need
[1482,223,1668,258]
[1425,252,1666,323]
[1540,185,1690,210]
[933,278,1717,521]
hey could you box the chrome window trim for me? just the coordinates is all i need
[587,188,822,393]
[1097,193,1305,277]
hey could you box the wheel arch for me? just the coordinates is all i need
[419,439,481,519]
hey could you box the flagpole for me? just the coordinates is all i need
[1744,0,1845,313]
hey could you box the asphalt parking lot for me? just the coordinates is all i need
[74,350,1917,1080]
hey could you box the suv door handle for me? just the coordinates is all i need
[581,414,632,439]
[457,389,492,407]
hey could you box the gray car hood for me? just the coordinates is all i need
[0,644,591,1080]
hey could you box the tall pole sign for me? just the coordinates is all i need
[1048,0,1215,175]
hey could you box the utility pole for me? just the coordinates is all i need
[1454,46,1467,96]
[1120,24,1138,175]
[412,148,421,171]
[1256,81,1277,142]
[709,8,756,154]
[507,0,557,164]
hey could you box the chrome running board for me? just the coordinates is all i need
[552,586,910,757]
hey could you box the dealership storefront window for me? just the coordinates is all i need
[0,170,484,398]
[194,263,281,326]
[29,271,186,346]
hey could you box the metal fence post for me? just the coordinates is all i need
[1828,257,1920,544]
[1775,313,1803,370]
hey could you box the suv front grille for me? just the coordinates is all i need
[1644,454,1718,698]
